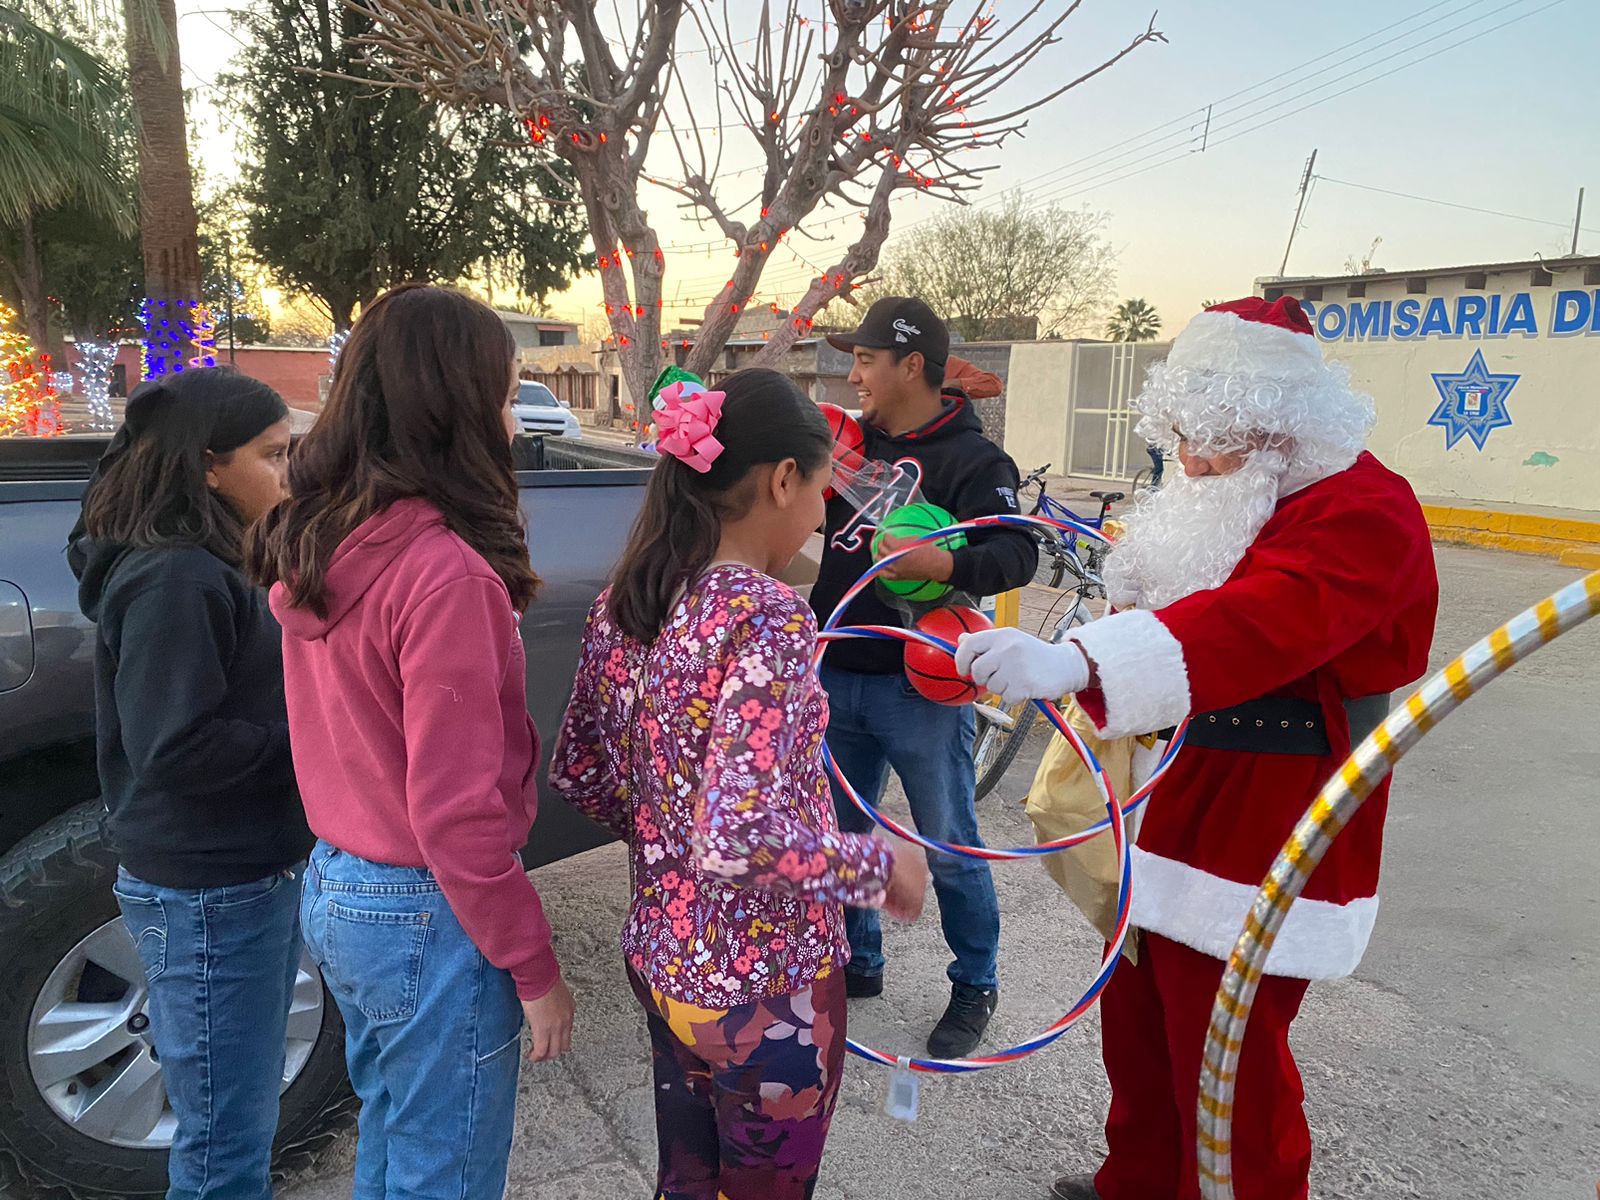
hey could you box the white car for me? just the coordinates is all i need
[512,381,583,439]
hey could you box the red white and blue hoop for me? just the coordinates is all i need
[816,512,1188,1072]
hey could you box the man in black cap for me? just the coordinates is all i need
[811,297,1037,1058]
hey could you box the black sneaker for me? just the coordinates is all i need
[1049,1175,1101,1200]
[926,983,998,1058]
[844,970,884,999]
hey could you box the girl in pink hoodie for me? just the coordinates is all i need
[247,285,573,1198]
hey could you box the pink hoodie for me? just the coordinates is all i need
[271,498,559,1000]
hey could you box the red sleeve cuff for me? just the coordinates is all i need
[512,944,563,1001]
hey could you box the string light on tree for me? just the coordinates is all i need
[75,341,119,432]
[141,298,215,377]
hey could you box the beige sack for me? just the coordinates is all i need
[1024,699,1145,961]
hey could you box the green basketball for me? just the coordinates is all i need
[871,503,966,601]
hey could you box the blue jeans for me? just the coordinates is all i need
[820,666,1001,990]
[300,840,523,1200]
[113,866,303,1200]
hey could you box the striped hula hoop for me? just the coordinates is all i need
[1196,569,1600,1199]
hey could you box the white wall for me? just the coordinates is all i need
[1001,341,1077,474]
[1295,260,1600,511]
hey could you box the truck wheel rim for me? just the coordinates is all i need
[26,916,324,1150]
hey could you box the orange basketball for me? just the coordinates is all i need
[819,403,865,499]
[904,606,994,705]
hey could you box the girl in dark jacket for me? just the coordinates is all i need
[74,368,308,1200]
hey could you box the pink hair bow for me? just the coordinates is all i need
[653,381,726,473]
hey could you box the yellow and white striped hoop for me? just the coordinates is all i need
[1197,570,1600,1200]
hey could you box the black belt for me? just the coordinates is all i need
[1158,694,1390,756]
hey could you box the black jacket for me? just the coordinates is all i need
[811,390,1037,674]
[74,537,311,887]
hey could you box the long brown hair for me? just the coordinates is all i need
[82,368,288,565]
[246,284,539,614]
[608,368,831,642]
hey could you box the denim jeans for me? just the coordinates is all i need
[300,840,523,1200]
[112,866,303,1200]
[819,665,1001,990]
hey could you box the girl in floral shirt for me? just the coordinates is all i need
[552,368,925,1199]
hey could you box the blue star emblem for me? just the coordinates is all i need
[1428,349,1518,451]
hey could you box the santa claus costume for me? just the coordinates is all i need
[959,296,1440,1200]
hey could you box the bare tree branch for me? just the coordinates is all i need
[337,0,1162,420]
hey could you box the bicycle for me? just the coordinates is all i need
[972,466,1119,800]
[1131,448,1169,496]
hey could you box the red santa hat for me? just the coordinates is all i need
[1165,295,1325,381]
[1132,293,1373,471]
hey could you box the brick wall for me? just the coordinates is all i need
[109,344,331,411]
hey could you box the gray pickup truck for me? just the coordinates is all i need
[0,435,651,1198]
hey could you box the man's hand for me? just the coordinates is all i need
[521,977,575,1062]
[955,627,1090,706]
[874,533,955,584]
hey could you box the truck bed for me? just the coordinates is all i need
[0,434,655,866]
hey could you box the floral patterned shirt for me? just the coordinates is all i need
[551,564,893,1006]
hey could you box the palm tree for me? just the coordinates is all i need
[0,5,134,345]
[119,0,201,305]
[1105,297,1162,342]
[4,0,201,329]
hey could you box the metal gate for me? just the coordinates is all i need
[1066,341,1169,482]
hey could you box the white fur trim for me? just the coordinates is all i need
[1131,847,1378,980]
[1063,610,1190,739]
[1168,310,1325,381]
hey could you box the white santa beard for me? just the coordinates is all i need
[1103,450,1286,610]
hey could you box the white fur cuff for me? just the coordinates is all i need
[1130,847,1379,980]
[1064,610,1191,738]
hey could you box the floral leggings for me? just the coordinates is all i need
[629,968,847,1200]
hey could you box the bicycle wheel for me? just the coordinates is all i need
[974,699,1039,801]
[1031,540,1066,588]
[1131,467,1152,494]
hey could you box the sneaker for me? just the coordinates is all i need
[844,970,884,999]
[926,983,998,1058]
[1049,1175,1101,1200]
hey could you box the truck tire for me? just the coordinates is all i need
[0,803,354,1198]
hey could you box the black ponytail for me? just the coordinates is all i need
[608,368,831,642]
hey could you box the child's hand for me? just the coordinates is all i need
[521,976,576,1061]
[881,842,929,922]
[875,534,954,584]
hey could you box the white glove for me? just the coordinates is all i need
[955,627,1091,706]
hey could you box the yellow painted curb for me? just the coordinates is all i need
[1421,504,1600,546]
[1423,503,1600,565]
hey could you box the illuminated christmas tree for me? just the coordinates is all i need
[0,303,61,438]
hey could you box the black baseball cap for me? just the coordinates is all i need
[826,297,949,369]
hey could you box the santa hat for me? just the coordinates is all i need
[1133,294,1373,473]
[1167,296,1324,381]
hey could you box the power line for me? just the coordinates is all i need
[1315,175,1600,235]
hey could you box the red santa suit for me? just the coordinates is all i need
[963,297,1440,1200]
[1068,451,1438,1199]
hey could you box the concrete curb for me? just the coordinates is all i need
[1422,503,1600,570]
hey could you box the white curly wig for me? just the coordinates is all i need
[1103,298,1377,610]
[1134,296,1375,488]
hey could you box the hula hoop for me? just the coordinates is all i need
[1195,569,1600,1199]
[816,512,1187,1071]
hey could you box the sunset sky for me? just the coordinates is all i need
[176,0,1599,337]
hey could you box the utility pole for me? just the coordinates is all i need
[1572,187,1586,256]
[223,229,237,364]
[1278,148,1317,278]
[1198,103,1212,153]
